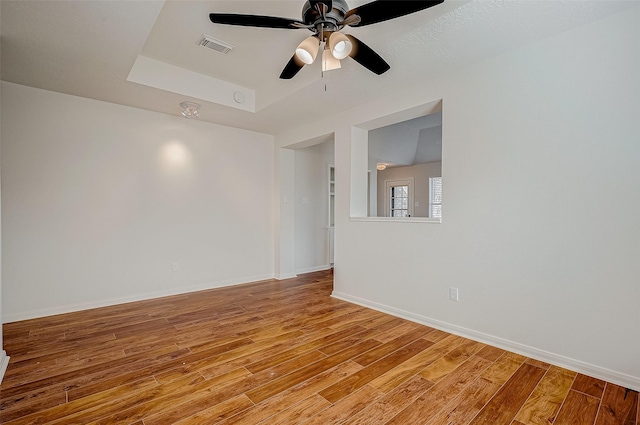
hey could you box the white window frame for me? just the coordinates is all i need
[384,178,414,217]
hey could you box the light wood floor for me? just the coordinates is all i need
[1,270,638,424]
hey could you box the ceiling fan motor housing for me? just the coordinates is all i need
[302,0,349,35]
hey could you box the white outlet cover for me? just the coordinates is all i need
[449,287,459,301]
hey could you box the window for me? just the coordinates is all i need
[328,166,335,227]
[385,178,414,217]
[429,177,442,219]
[390,185,409,217]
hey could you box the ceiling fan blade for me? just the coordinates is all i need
[279,55,306,79]
[345,0,444,27]
[346,35,390,75]
[209,13,306,29]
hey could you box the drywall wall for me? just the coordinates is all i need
[376,162,442,217]
[1,82,275,322]
[274,148,296,280]
[276,6,640,390]
[294,141,334,273]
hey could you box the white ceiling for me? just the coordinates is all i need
[1,0,637,135]
[369,112,442,167]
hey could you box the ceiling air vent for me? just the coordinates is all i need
[197,34,234,54]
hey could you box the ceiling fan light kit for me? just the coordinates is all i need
[322,47,342,72]
[209,0,444,79]
[295,36,321,64]
[328,32,352,60]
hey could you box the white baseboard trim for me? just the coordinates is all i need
[274,272,297,280]
[0,350,9,384]
[295,264,332,275]
[2,273,274,323]
[332,291,640,392]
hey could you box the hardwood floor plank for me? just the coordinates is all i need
[303,384,383,424]
[217,361,364,425]
[2,270,632,425]
[300,308,377,333]
[468,363,547,425]
[344,375,435,425]
[195,331,311,379]
[525,358,551,370]
[257,394,332,424]
[480,351,527,386]
[4,332,117,365]
[475,345,506,362]
[245,339,382,404]
[386,355,492,425]
[2,345,190,400]
[352,327,433,367]
[2,376,162,425]
[419,339,484,383]
[2,348,182,414]
[172,394,255,425]
[86,370,256,425]
[573,373,607,398]
[64,347,193,401]
[594,384,638,425]
[0,388,67,423]
[554,389,601,425]
[368,334,465,393]
[19,312,152,339]
[359,314,406,331]
[423,328,451,343]
[369,320,426,344]
[424,377,501,425]
[320,338,434,403]
[245,325,368,374]
[136,367,259,425]
[513,365,576,425]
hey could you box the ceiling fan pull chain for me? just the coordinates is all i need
[322,55,326,91]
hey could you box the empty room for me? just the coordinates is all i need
[0,0,638,424]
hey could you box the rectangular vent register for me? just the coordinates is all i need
[197,34,234,54]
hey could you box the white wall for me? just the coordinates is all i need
[1,82,275,322]
[294,141,334,273]
[276,7,640,390]
[274,148,296,280]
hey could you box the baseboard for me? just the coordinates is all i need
[0,350,9,384]
[332,291,640,392]
[295,264,332,275]
[2,273,274,323]
[274,272,297,280]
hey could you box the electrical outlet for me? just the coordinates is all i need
[449,287,459,301]
[172,262,179,272]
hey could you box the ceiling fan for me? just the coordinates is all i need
[209,0,444,79]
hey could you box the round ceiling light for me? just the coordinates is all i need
[180,102,200,119]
